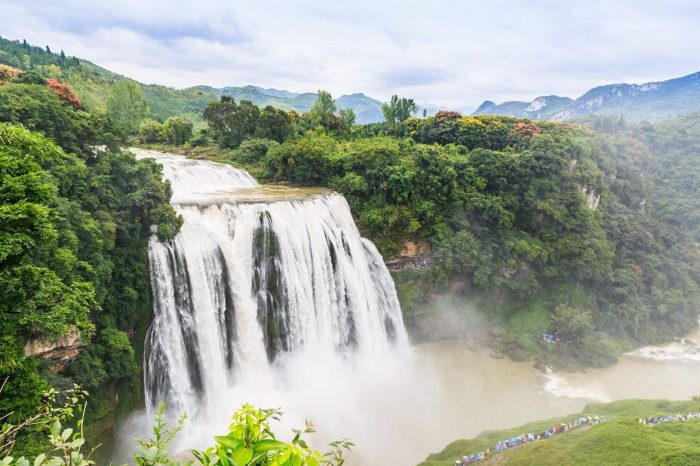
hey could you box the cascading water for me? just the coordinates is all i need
[135,149,408,422]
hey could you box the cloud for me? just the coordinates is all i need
[1,0,699,109]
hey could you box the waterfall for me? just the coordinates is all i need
[135,149,408,420]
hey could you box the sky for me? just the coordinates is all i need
[1,0,699,110]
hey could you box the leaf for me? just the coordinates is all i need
[233,447,253,465]
[34,454,46,466]
[253,440,287,453]
[306,456,319,466]
[51,421,61,437]
[215,435,242,451]
[61,428,73,441]
[69,438,85,449]
[215,446,229,466]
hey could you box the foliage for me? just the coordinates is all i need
[381,94,416,132]
[0,83,123,157]
[45,79,81,110]
[0,384,97,465]
[552,304,594,342]
[254,112,699,367]
[162,118,193,146]
[255,106,293,143]
[191,404,351,466]
[203,96,260,148]
[0,78,180,439]
[133,403,187,466]
[139,119,164,144]
[106,81,148,135]
[308,90,336,130]
[0,65,20,83]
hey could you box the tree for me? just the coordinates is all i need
[106,81,148,135]
[553,304,594,342]
[309,90,337,130]
[382,95,416,128]
[203,96,260,148]
[0,64,21,83]
[139,118,164,143]
[162,117,193,145]
[11,70,45,85]
[255,105,293,142]
[46,78,81,109]
[338,108,356,134]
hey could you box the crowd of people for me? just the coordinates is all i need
[453,416,607,465]
[454,411,700,465]
[639,412,700,426]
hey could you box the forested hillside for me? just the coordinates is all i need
[0,65,180,451]
[165,95,699,369]
[0,36,385,125]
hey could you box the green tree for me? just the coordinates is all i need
[203,97,260,148]
[382,95,416,128]
[162,117,193,145]
[309,90,337,130]
[338,108,356,134]
[255,106,293,142]
[553,304,594,342]
[106,81,148,135]
[139,119,164,144]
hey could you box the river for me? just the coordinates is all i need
[112,325,700,465]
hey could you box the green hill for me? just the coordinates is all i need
[420,399,700,466]
[0,36,385,124]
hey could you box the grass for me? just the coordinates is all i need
[418,399,700,466]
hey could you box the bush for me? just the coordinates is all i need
[139,119,164,144]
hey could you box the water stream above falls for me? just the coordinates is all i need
[114,149,700,466]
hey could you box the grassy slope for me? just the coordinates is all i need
[419,399,700,466]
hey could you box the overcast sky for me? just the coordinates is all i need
[1,0,699,110]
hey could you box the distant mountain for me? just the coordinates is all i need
[473,72,700,121]
[0,36,387,124]
[195,86,384,124]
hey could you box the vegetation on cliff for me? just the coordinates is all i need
[179,99,698,369]
[0,67,181,452]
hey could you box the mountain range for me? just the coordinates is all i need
[473,72,700,121]
[2,36,699,124]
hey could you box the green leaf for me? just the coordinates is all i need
[51,421,61,437]
[215,446,229,466]
[69,438,85,449]
[233,447,253,465]
[253,440,287,453]
[34,454,46,466]
[61,428,73,441]
[215,435,242,451]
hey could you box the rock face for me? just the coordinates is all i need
[386,241,432,271]
[580,185,601,210]
[24,328,82,372]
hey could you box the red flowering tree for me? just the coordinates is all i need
[46,78,82,109]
